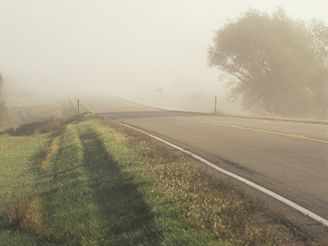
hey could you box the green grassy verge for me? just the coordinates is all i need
[0,119,313,245]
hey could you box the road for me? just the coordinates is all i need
[85,97,328,229]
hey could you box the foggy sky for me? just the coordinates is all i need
[0,0,327,109]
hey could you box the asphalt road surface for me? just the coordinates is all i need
[86,97,328,231]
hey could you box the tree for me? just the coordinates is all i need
[208,9,328,118]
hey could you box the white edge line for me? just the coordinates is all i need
[120,122,328,228]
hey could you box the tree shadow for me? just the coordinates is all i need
[78,127,161,245]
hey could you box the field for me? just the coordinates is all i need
[2,100,76,131]
[0,118,314,245]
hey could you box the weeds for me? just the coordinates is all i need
[5,119,65,136]
[4,114,83,136]
[6,195,45,237]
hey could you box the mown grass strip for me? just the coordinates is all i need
[41,125,98,244]
[77,123,160,245]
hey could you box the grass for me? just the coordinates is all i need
[0,132,53,245]
[0,118,315,245]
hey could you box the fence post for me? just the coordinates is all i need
[214,96,217,114]
[77,98,80,116]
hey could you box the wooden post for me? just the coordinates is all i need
[214,96,217,114]
[77,98,80,116]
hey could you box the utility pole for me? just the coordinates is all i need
[214,96,217,114]
[77,98,80,116]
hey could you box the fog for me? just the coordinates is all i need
[1,0,327,114]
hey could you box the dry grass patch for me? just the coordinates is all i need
[40,136,61,172]
[6,195,46,237]
[5,194,69,244]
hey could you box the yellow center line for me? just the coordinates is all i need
[180,118,328,144]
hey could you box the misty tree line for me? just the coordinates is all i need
[209,8,328,118]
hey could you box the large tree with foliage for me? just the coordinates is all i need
[209,9,328,118]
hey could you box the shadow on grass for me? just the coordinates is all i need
[1,123,160,245]
[78,126,161,245]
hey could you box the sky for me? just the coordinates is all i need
[0,0,327,110]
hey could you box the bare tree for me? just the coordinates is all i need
[209,8,328,118]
